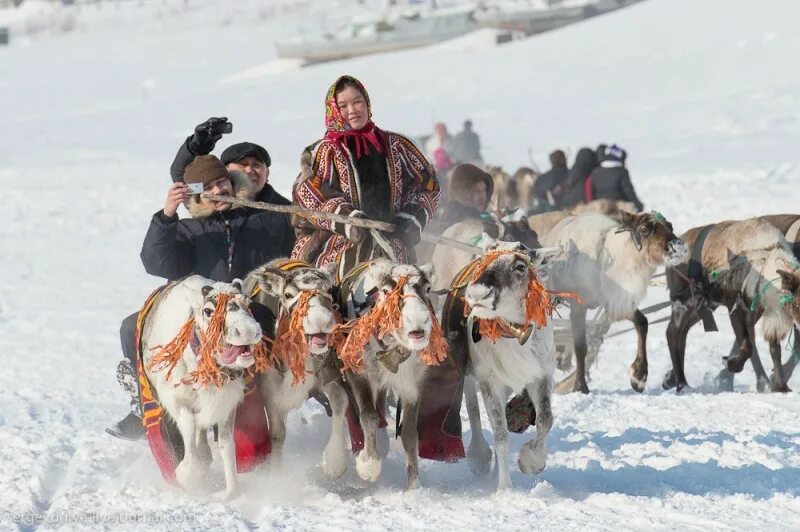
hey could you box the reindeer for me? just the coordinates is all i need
[663,217,800,393]
[334,259,448,489]
[532,211,689,393]
[713,214,800,392]
[442,237,559,491]
[142,276,264,500]
[243,259,351,478]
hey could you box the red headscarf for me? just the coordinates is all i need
[323,75,385,159]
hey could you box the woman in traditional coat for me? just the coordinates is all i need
[292,76,464,462]
[291,75,440,276]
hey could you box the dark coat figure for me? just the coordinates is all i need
[450,120,483,164]
[532,149,568,212]
[559,147,598,209]
[589,144,644,212]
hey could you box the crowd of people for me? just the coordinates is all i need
[106,73,644,440]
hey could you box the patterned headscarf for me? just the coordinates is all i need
[324,75,384,158]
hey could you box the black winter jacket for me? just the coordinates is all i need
[589,164,643,212]
[532,164,568,208]
[140,208,294,282]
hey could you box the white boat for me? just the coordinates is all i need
[275,7,479,64]
[474,0,644,36]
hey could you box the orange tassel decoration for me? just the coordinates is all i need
[419,305,449,366]
[147,317,195,382]
[461,250,581,343]
[335,277,448,371]
[273,291,314,385]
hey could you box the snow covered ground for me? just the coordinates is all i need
[1,0,799,529]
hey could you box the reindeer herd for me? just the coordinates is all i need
[139,207,800,499]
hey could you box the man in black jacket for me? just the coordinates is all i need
[169,117,292,207]
[589,144,644,212]
[107,155,294,439]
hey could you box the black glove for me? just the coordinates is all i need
[391,215,422,247]
[188,116,231,155]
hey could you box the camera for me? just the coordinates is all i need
[187,183,204,194]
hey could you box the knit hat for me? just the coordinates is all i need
[184,155,229,188]
[220,142,271,167]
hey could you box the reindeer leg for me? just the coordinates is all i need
[376,389,389,459]
[321,381,349,479]
[519,376,553,475]
[629,309,649,393]
[400,397,421,490]
[465,376,491,476]
[769,339,792,393]
[781,327,800,381]
[195,426,212,469]
[726,307,753,373]
[478,379,512,491]
[213,412,239,501]
[173,407,203,491]
[665,304,698,393]
[259,372,286,469]
[556,304,589,394]
[350,375,382,482]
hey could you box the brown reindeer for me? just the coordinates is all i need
[664,217,800,393]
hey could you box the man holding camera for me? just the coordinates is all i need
[169,116,292,207]
[106,149,296,440]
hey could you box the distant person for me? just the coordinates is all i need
[589,144,644,212]
[425,122,456,176]
[451,119,483,165]
[559,147,598,209]
[531,149,568,212]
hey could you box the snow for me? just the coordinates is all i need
[2,0,800,529]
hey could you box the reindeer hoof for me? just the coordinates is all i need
[467,441,492,476]
[212,485,240,501]
[175,460,205,492]
[675,381,690,394]
[771,381,792,393]
[355,451,382,482]
[756,376,770,393]
[518,442,547,475]
[406,477,421,491]
[662,370,677,390]
[714,369,734,392]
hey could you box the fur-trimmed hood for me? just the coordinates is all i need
[184,170,257,218]
[448,163,493,210]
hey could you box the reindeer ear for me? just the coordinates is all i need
[477,232,497,252]
[529,246,562,269]
[231,278,243,293]
[419,263,436,284]
[367,258,394,283]
[201,285,213,297]
[318,262,338,284]
[777,269,800,294]
[258,268,286,298]
[616,210,639,230]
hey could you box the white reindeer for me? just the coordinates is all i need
[335,259,446,489]
[532,211,689,393]
[243,260,351,478]
[450,237,559,492]
[142,276,263,500]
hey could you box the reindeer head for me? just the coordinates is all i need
[777,269,800,325]
[252,263,338,355]
[195,281,262,369]
[616,210,688,267]
[465,236,559,325]
[361,258,435,352]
